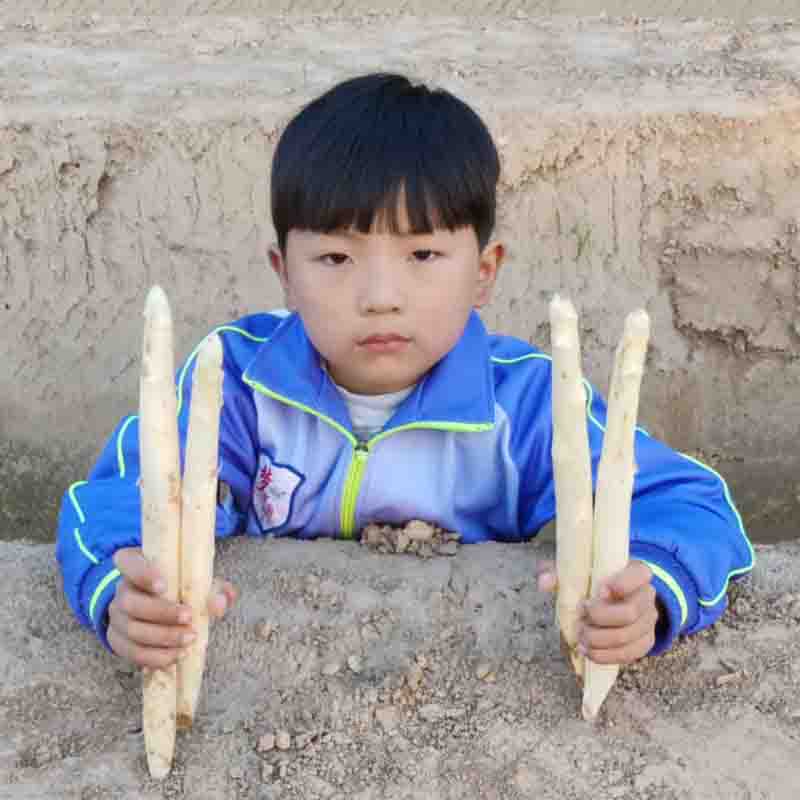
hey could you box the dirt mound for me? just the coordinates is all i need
[1,536,798,799]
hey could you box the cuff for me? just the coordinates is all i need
[630,542,699,657]
[79,557,122,652]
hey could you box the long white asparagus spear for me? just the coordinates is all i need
[550,296,594,679]
[582,309,650,720]
[176,334,223,730]
[139,286,181,778]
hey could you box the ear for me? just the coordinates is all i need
[268,245,293,309]
[474,240,505,309]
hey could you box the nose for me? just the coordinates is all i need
[358,258,404,314]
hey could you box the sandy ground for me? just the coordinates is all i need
[1,535,798,799]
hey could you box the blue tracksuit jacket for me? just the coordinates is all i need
[56,309,754,655]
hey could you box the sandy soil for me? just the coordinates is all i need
[1,535,798,799]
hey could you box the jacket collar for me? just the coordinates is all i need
[242,310,495,435]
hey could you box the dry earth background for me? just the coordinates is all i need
[1,5,800,800]
[2,11,800,542]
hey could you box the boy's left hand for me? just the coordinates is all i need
[537,560,660,665]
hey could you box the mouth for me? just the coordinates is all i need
[358,334,411,352]
[358,334,411,346]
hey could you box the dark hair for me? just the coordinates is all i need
[271,73,500,254]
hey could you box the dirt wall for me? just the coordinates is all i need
[0,1,798,20]
[1,14,799,542]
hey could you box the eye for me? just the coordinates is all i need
[412,249,440,262]
[319,252,350,266]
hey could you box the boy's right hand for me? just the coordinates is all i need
[108,547,237,669]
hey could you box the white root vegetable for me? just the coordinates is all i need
[139,286,181,778]
[549,296,594,679]
[582,309,650,720]
[176,334,223,730]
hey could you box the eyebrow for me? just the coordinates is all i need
[323,229,435,240]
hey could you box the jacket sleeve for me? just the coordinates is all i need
[56,333,259,651]
[516,362,755,656]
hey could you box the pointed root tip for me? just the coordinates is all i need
[549,294,577,319]
[582,701,599,722]
[625,308,651,337]
[147,757,173,780]
[144,285,172,323]
[197,333,223,369]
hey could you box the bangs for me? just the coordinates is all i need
[271,74,499,251]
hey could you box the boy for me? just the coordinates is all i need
[57,73,754,671]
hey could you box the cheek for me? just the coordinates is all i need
[295,271,346,308]
[301,312,350,360]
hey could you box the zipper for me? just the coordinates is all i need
[340,441,370,539]
[242,371,493,539]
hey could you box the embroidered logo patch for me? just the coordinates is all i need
[253,452,303,532]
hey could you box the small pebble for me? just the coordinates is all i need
[295,732,313,749]
[375,705,401,731]
[406,520,435,543]
[348,655,363,674]
[275,730,291,751]
[322,661,341,677]
[406,664,424,688]
[255,620,273,641]
[257,733,275,753]
[475,662,492,680]
[418,703,446,722]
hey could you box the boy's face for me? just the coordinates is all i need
[269,206,504,395]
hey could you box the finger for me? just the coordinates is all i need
[581,606,660,651]
[112,581,192,626]
[584,628,656,666]
[583,583,657,627]
[109,606,196,649]
[601,560,653,601]
[129,619,196,650]
[108,625,185,670]
[208,579,237,619]
[113,548,167,595]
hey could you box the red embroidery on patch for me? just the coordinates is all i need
[253,455,301,530]
[256,465,273,492]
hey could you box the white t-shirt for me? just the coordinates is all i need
[333,380,416,441]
